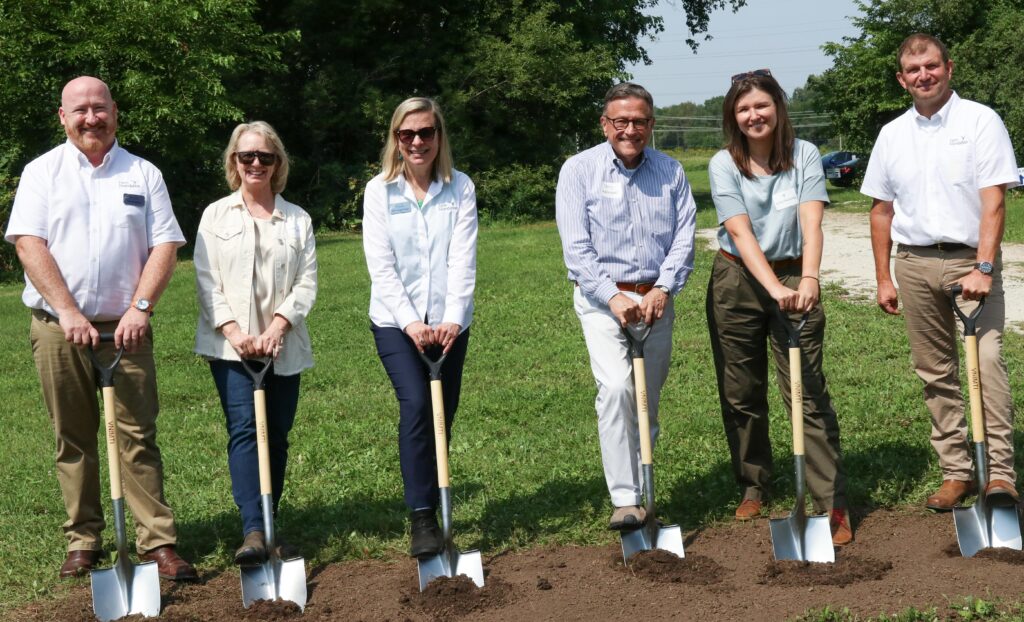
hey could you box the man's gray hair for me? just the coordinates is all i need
[603,82,654,113]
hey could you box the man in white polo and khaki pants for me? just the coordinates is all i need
[862,33,1020,511]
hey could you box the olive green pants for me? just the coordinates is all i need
[706,254,847,512]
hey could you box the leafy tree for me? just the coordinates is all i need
[812,0,1016,155]
[0,0,291,274]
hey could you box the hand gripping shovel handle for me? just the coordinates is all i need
[949,286,986,447]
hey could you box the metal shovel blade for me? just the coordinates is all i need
[91,557,161,622]
[241,556,308,611]
[954,501,1023,558]
[770,512,834,563]
[621,521,685,561]
[417,547,485,592]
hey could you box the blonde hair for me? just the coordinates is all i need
[223,121,290,194]
[380,97,453,183]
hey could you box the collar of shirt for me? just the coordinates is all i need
[226,190,286,221]
[913,91,958,129]
[66,139,121,171]
[601,141,649,176]
[389,172,443,207]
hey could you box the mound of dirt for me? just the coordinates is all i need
[759,555,892,587]
[401,575,515,619]
[622,550,726,585]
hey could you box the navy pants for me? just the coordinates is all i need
[371,324,470,511]
[210,360,301,536]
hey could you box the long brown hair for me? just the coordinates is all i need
[721,73,794,179]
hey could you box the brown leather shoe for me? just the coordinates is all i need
[59,549,101,578]
[234,531,266,566]
[925,479,977,511]
[830,508,853,546]
[734,499,763,521]
[985,479,1020,507]
[608,505,647,531]
[140,545,198,581]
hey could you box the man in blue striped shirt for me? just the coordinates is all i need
[556,82,697,531]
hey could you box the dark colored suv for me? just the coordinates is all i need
[821,151,862,187]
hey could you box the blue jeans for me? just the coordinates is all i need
[371,325,469,511]
[209,360,300,535]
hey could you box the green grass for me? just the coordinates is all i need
[1,152,1023,614]
[796,597,1024,621]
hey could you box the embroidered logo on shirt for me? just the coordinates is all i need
[118,180,141,189]
[436,201,457,211]
[601,182,624,199]
[949,136,969,146]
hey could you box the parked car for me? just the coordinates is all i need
[821,151,862,187]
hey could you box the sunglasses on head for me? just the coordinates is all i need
[730,68,773,83]
[235,151,277,165]
[396,127,438,144]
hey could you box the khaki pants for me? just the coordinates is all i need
[894,246,1015,483]
[30,311,177,554]
[706,253,846,512]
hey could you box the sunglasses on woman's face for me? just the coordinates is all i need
[730,68,773,83]
[235,150,277,165]
[396,127,438,144]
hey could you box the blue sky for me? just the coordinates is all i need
[627,0,864,107]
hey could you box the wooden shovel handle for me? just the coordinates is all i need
[102,386,124,501]
[254,389,273,496]
[964,335,985,443]
[430,380,450,488]
[790,347,805,456]
[634,357,653,466]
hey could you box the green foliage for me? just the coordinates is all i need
[474,164,556,223]
[0,0,293,274]
[814,0,1022,157]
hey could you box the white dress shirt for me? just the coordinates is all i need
[362,170,478,332]
[193,191,317,375]
[5,141,185,321]
[860,92,1020,247]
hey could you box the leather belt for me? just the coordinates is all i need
[574,281,657,295]
[899,242,972,252]
[719,248,802,270]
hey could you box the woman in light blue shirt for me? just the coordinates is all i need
[705,70,850,545]
[362,97,478,559]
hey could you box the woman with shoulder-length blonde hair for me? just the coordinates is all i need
[362,97,478,559]
[193,120,317,565]
[705,70,851,545]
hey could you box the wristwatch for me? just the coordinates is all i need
[133,298,154,314]
[975,261,994,276]
[655,285,671,295]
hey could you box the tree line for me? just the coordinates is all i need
[1,0,1020,278]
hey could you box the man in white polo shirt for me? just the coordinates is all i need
[862,34,1020,511]
[5,76,196,580]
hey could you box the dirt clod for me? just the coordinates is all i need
[404,575,514,619]
[624,550,725,585]
[974,547,1024,564]
[759,555,892,586]
[536,577,552,590]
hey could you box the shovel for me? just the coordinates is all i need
[769,310,835,563]
[416,345,485,592]
[620,320,685,562]
[949,285,1023,558]
[88,333,161,622]
[238,358,307,610]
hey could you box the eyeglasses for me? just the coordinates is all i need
[396,127,438,144]
[603,117,652,131]
[731,68,773,83]
[235,151,277,165]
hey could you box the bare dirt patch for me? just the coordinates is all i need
[10,508,1024,621]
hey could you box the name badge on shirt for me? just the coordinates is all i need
[601,182,624,199]
[123,193,145,207]
[389,201,412,214]
[772,188,798,211]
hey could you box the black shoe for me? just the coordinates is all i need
[234,531,266,566]
[409,509,443,559]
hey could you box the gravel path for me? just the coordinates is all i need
[698,209,1024,331]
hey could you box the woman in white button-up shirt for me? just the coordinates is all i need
[362,97,477,559]
[193,121,317,565]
